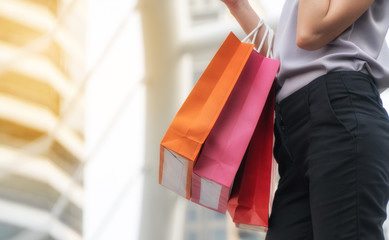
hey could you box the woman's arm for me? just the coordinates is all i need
[297,0,374,50]
[222,0,270,56]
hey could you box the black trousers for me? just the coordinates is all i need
[266,71,389,240]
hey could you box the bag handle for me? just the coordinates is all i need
[265,26,275,58]
[242,19,264,44]
[242,19,274,58]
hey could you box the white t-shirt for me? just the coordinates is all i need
[274,0,389,102]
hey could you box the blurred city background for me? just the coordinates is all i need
[0,0,388,239]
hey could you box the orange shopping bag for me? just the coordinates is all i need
[159,32,254,199]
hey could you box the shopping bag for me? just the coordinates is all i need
[191,50,279,213]
[227,86,277,231]
[191,23,279,213]
[159,32,254,199]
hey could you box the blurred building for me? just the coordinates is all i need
[0,0,85,239]
[183,203,227,240]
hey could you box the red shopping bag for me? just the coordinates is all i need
[227,87,277,231]
[191,50,279,213]
[159,33,254,199]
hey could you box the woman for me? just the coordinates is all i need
[221,0,389,239]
